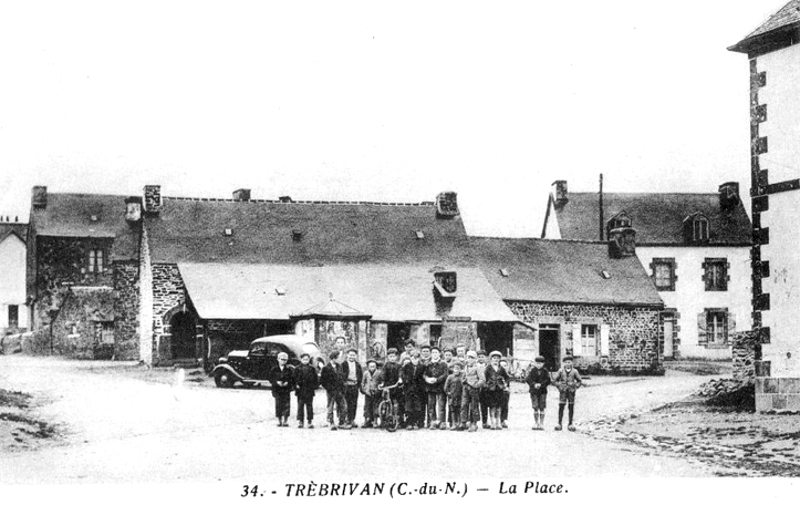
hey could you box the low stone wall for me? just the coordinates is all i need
[732,330,759,382]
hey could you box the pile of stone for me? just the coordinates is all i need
[697,378,755,410]
[697,378,751,397]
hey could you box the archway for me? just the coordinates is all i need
[170,311,197,360]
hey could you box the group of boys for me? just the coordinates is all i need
[269,339,583,432]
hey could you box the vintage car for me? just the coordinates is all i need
[210,334,324,388]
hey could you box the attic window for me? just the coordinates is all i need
[292,230,303,242]
[224,228,233,236]
[606,211,632,236]
[433,271,457,297]
[693,216,709,242]
[600,270,611,279]
[275,286,287,296]
[415,230,425,239]
[90,215,99,222]
[499,268,509,277]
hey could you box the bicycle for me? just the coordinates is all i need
[377,381,401,432]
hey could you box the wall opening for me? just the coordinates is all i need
[539,324,561,371]
[170,311,197,360]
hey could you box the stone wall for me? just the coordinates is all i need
[507,301,662,374]
[113,261,140,360]
[51,287,115,359]
[732,330,760,382]
[151,263,187,365]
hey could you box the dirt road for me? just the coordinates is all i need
[0,355,725,483]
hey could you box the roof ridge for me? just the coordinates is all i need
[567,191,721,196]
[162,196,435,206]
[469,236,607,245]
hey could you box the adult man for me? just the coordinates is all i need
[341,348,363,427]
[423,347,449,429]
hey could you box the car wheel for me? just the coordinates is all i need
[215,370,235,388]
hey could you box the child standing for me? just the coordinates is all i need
[525,356,551,430]
[445,361,464,430]
[553,356,582,431]
[294,353,319,429]
[423,347,449,430]
[401,351,425,429]
[459,350,486,432]
[483,350,510,430]
[270,352,295,427]
[361,359,380,428]
[320,350,350,430]
[341,349,363,428]
[499,357,511,429]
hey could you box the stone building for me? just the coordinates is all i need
[541,180,752,360]
[136,186,517,367]
[730,0,800,411]
[1,219,29,334]
[26,187,141,359]
[469,236,664,374]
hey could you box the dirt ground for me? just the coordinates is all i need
[0,355,764,483]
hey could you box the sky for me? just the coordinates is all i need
[0,0,790,237]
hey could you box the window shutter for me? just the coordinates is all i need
[600,324,610,356]
[571,324,583,356]
[697,312,708,347]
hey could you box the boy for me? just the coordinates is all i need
[361,359,380,428]
[342,349,363,428]
[376,348,403,427]
[483,350,510,430]
[459,350,486,432]
[445,361,464,430]
[525,356,551,430]
[499,357,511,429]
[454,343,467,366]
[419,345,432,426]
[401,351,425,429]
[399,340,416,365]
[423,347,449,429]
[553,356,582,431]
[270,352,295,427]
[443,348,455,371]
[294,353,319,428]
[320,350,350,430]
[477,350,489,428]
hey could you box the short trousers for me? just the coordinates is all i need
[529,392,547,410]
[558,389,576,404]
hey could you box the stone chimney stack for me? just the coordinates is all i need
[32,186,48,209]
[553,180,568,207]
[608,227,637,259]
[233,188,251,202]
[143,185,162,215]
[719,181,740,211]
[435,191,459,219]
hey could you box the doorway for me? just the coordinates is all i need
[538,324,560,371]
[170,311,197,360]
[478,322,513,356]
[387,323,410,352]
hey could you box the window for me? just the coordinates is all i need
[8,305,18,327]
[607,211,632,235]
[693,216,709,242]
[88,248,105,274]
[581,324,598,356]
[706,310,728,345]
[429,324,442,347]
[703,258,729,291]
[99,321,114,344]
[651,258,677,291]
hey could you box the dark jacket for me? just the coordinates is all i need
[423,360,449,393]
[270,364,295,397]
[401,361,426,396]
[525,366,551,394]
[484,363,510,392]
[444,372,463,401]
[320,362,345,393]
[554,367,582,392]
[341,360,363,388]
[377,361,402,390]
[294,363,319,398]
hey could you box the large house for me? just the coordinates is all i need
[469,236,664,373]
[1,219,28,334]
[541,180,752,360]
[730,0,800,411]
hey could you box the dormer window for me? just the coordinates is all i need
[224,228,233,236]
[499,268,509,277]
[292,230,303,242]
[415,230,425,240]
[433,271,457,298]
[683,213,710,243]
[606,211,632,237]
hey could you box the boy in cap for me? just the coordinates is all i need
[402,350,426,429]
[553,356,582,431]
[270,351,295,427]
[525,356,551,430]
[320,350,350,430]
[499,357,511,429]
[445,360,464,430]
[483,350,510,430]
[376,348,403,426]
[342,348,363,428]
[459,350,486,432]
[294,353,319,428]
[361,359,380,428]
[477,350,490,428]
[423,347,449,429]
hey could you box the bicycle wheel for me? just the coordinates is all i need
[379,401,394,431]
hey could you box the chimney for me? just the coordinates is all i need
[608,227,636,259]
[435,191,459,219]
[552,180,568,207]
[143,185,162,215]
[719,182,740,211]
[125,196,143,223]
[233,188,251,202]
[32,186,48,208]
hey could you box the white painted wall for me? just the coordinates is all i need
[636,245,751,359]
[0,233,28,330]
[757,43,800,185]
[760,190,800,377]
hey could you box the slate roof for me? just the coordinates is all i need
[729,1,800,53]
[30,193,139,260]
[178,263,517,322]
[548,192,752,246]
[0,223,28,244]
[146,197,469,265]
[468,237,664,307]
